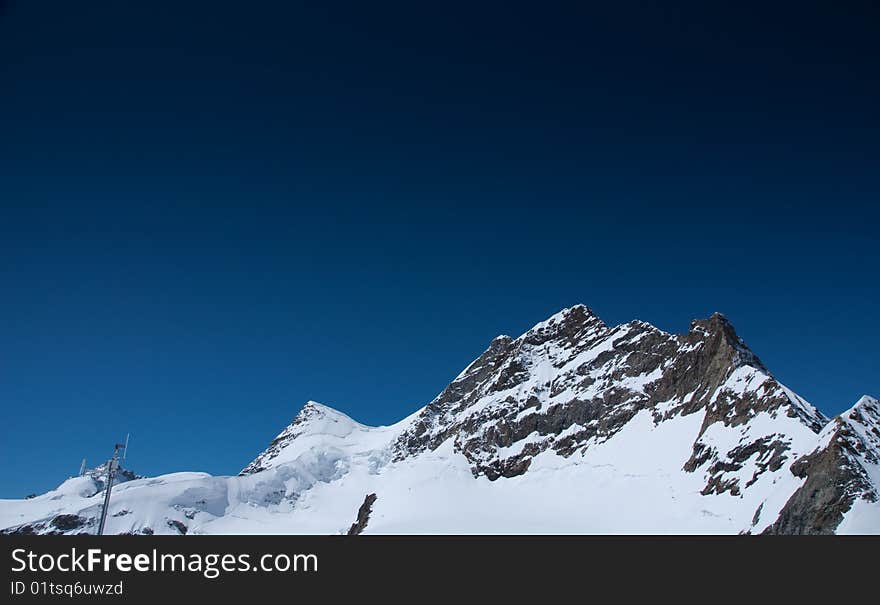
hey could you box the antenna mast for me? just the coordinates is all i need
[96,438,128,536]
[79,458,87,477]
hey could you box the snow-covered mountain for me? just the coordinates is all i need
[2,305,878,534]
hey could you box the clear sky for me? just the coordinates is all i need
[1,1,877,497]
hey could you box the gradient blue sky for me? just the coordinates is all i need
[1,1,878,497]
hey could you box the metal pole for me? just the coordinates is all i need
[96,443,124,536]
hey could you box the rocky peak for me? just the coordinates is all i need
[521,304,606,346]
[393,305,826,484]
[686,312,767,373]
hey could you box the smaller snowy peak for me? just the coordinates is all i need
[0,462,145,535]
[817,395,880,443]
[762,394,880,534]
[293,400,364,430]
[240,401,368,475]
[43,462,139,501]
[836,395,880,459]
[240,401,417,478]
[846,395,880,421]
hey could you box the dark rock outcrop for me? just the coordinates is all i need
[347,493,377,535]
[50,514,89,531]
[1,514,92,536]
[166,519,188,535]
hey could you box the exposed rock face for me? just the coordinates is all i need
[51,514,88,531]
[393,306,825,496]
[0,514,92,536]
[764,396,880,534]
[347,493,377,535]
[166,519,188,535]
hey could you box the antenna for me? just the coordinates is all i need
[79,458,87,477]
[122,433,130,461]
[96,436,129,536]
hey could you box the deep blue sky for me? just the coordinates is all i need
[1,1,877,497]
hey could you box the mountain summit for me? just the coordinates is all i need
[2,306,877,534]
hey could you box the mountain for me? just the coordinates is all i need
[2,306,878,534]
